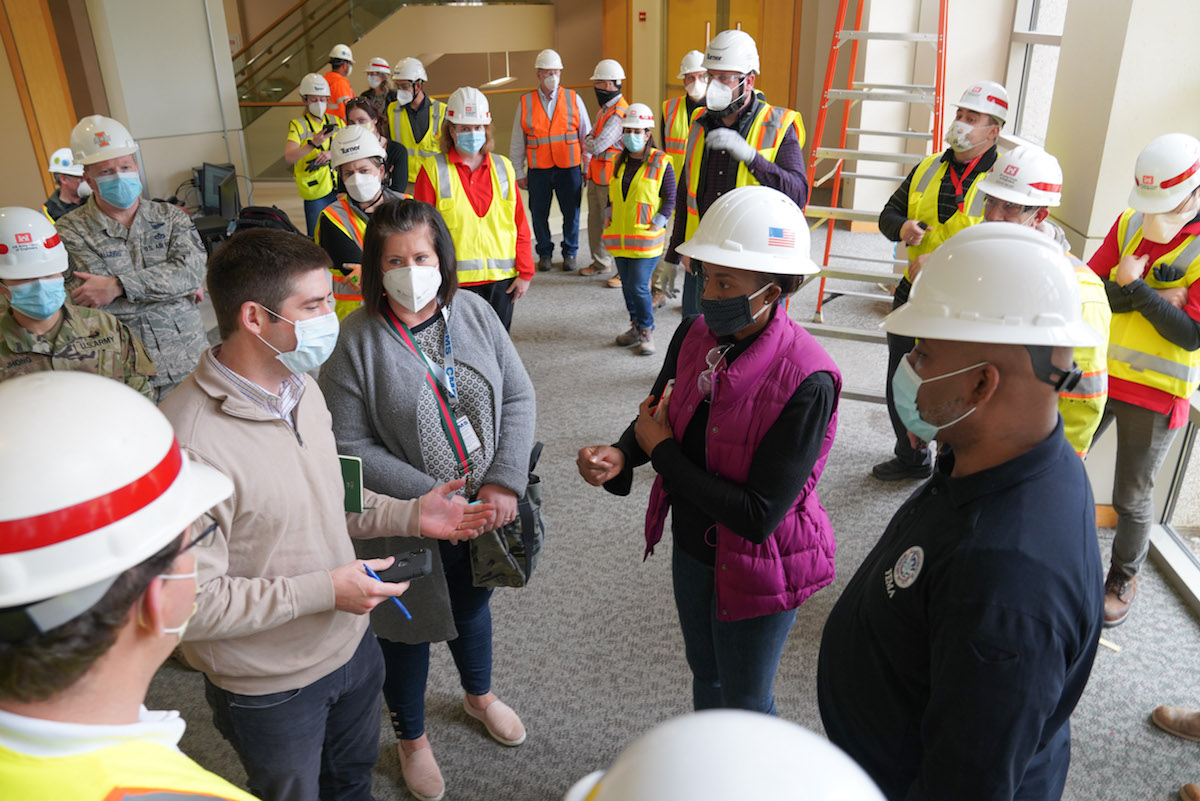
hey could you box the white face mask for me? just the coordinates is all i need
[76,181,92,198]
[384,265,442,312]
[686,78,708,102]
[395,88,414,107]
[706,80,735,112]
[944,120,977,153]
[308,100,327,118]
[367,74,383,89]
[1144,193,1200,243]
[157,569,198,640]
[344,171,382,204]
[542,74,560,94]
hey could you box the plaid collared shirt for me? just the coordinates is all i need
[207,346,305,428]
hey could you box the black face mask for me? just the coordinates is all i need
[700,284,772,337]
[595,87,622,107]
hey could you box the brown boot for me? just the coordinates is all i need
[615,325,639,347]
[1152,705,1200,742]
[635,328,655,356]
[1182,783,1200,801]
[1103,565,1137,627]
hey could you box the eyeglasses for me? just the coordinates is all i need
[180,513,218,556]
[983,196,1035,215]
[697,344,733,396]
[709,72,746,87]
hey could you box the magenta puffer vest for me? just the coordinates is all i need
[644,309,842,622]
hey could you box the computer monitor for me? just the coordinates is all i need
[218,171,240,221]
[200,162,235,214]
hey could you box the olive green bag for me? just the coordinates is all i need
[470,442,545,588]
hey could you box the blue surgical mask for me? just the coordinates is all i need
[891,357,988,442]
[8,277,66,320]
[455,130,485,156]
[623,132,646,153]
[256,306,340,374]
[96,172,142,209]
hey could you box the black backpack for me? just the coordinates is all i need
[232,205,301,236]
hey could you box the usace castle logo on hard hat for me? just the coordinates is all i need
[14,233,31,244]
[94,131,110,148]
[1142,175,1155,186]
[1005,164,1020,177]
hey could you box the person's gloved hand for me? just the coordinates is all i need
[706,128,756,163]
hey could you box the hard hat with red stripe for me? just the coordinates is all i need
[366,57,391,75]
[622,103,654,130]
[976,145,1063,207]
[0,373,232,633]
[0,207,68,279]
[1129,133,1200,214]
[952,81,1009,124]
[446,87,491,126]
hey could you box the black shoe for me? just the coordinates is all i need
[562,254,576,272]
[872,457,932,482]
[536,257,552,273]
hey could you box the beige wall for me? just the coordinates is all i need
[0,49,50,210]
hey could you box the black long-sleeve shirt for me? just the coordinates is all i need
[605,313,836,564]
[878,146,998,242]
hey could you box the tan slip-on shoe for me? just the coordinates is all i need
[397,741,445,801]
[463,696,527,746]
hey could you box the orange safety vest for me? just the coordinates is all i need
[317,197,367,320]
[520,88,583,170]
[587,98,629,185]
[602,149,670,258]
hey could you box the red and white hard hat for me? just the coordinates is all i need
[0,207,68,280]
[976,145,1063,207]
[70,115,139,167]
[446,87,491,126]
[952,81,1009,124]
[623,103,655,130]
[0,373,232,622]
[676,186,818,275]
[1128,133,1200,214]
[366,57,391,75]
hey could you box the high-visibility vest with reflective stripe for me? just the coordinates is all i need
[904,152,988,269]
[520,88,583,170]
[682,102,805,241]
[0,739,260,801]
[427,153,519,284]
[1062,258,1111,457]
[1105,208,1200,398]
[388,98,446,184]
[662,96,692,179]
[317,197,369,320]
[603,149,670,259]
[587,98,629,185]
[289,113,344,200]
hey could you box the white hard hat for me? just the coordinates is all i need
[623,103,654,130]
[678,49,706,78]
[330,124,387,169]
[703,29,760,75]
[366,57,390,75]
[883,222,1102,347]
[676,186,817,275]
[563,711,885,801]
[392,57,428,83]
[328,43,354,63]
[0,207,68,280]
[47,147,83,177]
[535,49,564,70]
[976,145,1063,207]
[446,87,491,126]
[69,115,138,167]
[1128,133,1200,214]
[952,80,1009,124]
[0,373,233,623]
[590,59,626,82]
[299,73,330,97]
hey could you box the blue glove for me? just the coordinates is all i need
[706,128,756,163]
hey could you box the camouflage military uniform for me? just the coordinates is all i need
[0,303,156,400]
[57,198,207,396]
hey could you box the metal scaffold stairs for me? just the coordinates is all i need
[800,0,948,404]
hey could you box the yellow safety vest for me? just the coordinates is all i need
[389,98,446,185]
[904,152,988,270]
[317,196,368,320]
[603,149,670,259]
[1106,208,1200,398]
[682,102,806,241]
[426,153,519,285]
[0,739,260,801]
[661,96,693,179]
[1062,258,1111,457]
[288,113,344,200]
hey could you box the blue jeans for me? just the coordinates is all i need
[378,540,494,740]
[203,630,385,801]
[671,545,797,714]
[303,190,338,238]
[526,165,581,259]
[681,263,702,317]
[616,255,660,330]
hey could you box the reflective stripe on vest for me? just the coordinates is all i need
[1106,208,1200,396]
[587,98,630,185]
[320,198,367,302]
[905,153,989,266]
[430,153,518,283]
[521,88,583,170]
[603,149,670,258]
[682,102,802,240]
[391,99,446,183]
[290,113,341,200]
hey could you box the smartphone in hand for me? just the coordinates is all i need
[376,549,433,583]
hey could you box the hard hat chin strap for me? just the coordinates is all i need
[1025,345,1082,392]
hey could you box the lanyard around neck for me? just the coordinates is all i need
[948,154,983,213]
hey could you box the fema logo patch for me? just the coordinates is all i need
[894,546,924,589]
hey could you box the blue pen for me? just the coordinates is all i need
[363,563,412,620]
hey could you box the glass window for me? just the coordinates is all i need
[1006,0,1068,146]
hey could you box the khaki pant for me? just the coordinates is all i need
[586,180,614,270]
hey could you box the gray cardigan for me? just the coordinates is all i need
[319,290,536,643]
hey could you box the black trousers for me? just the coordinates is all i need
[463,278,516,331]
[885,276,932,466]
